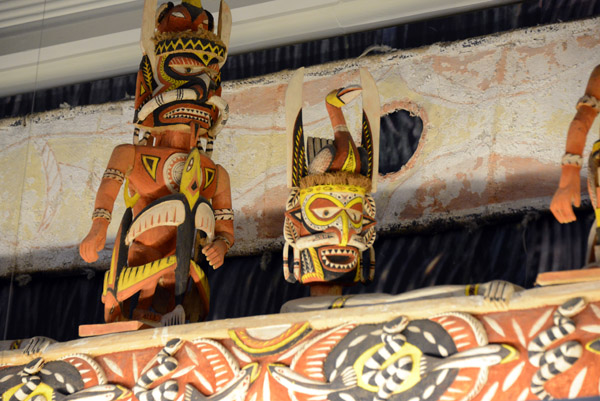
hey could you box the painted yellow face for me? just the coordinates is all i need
[284,184,374,283]
[299,185,366,247]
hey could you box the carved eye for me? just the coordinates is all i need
[172,11,185,18]
[312,207,339,220]
[186,158,194,171]
[346,209,363,224]
[172,65,206,75]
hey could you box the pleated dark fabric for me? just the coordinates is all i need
[1,0,599,118]
[0,208,593,342]
[1,0,599,342]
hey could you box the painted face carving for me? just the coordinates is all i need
[133,0,227,135]
[285,184,376,284]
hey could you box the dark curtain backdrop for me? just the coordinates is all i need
[1,0,599,342]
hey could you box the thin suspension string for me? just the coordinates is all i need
[3,0,49,342]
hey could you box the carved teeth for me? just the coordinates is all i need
[320,247,358,270]
[164,108,210,122]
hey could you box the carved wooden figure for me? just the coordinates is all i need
[550,64,600,262]
[283,68,380,296]
[79,0,234,326]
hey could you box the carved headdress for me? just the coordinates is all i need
[133,0,232,153]
[283,68,380,286]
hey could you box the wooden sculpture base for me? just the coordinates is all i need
[536,266,600,286]
[78,320,157,337]
[4,277,600,401]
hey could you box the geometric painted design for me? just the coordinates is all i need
[141,155,160,181]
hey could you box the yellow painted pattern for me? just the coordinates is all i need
[190,260,210,300]
[585,338,600,355]
[117,255,177,294]
[141,155,160,181]
[300,184,366,197]
[155,38,225,60]
[331,295,352,308]
[203,167,215,189]
[180,149,202,208]
[3,382,55,401]
[308,247,324,280]
[354,342,422,394]
[123,179,140,208]
[341,142,357,173]
[228,322,310,354]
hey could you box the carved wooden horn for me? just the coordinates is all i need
[218,0,232,68]
[286,68,308,188]
[141,0,158,71]
[359,67,380,192]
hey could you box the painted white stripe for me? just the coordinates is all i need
[569,367,587,399]
[517,388,529,401]
[172,366,194,378]
[581,325,600,334]
[193,370,213,393]
[480,381,499,401]
[528,308,553,338]
[512,319,527,348]
[262,374,271,401]
[503,361,525,391]
[447,327,463,333]
[102,357,124,378]
[483,316,505,337]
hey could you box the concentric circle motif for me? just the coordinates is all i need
[163,152,188,193]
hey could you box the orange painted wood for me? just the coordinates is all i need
[78,320,155,337]
[535,267,600,286]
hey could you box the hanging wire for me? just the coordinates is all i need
[3,0,49,342]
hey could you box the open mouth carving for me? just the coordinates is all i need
[319,247,358,271]
[163,107,211,123]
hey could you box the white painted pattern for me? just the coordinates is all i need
[502,361,525,391]
[193,370,213,394]
[423,384,436,399]
[480,381,499,401]
[132,355,139,381]
[184,346,199,366]
[569,367,588,399]
[528,308,553,338]
[436,369,449,385]
[172,366,194,378]
[101,357,124,378]
[516,388,529,401]
[231,346,252,364]
[581,325,600,334]
[511,319,526,348]
[262,374,270,401]
[482,316,505,337]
